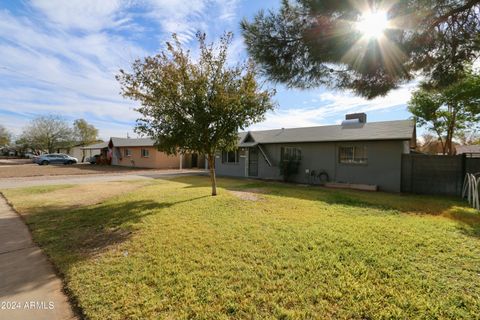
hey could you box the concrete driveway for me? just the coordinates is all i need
[0,169,207,190]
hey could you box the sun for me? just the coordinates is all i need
[356,11,389,39]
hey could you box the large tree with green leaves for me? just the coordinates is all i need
[117,32,275,195]
[73,119,99,146]
[19,115,73,153]
[241,0,480,99]
[408,70,480,155]
[0,124,12,146]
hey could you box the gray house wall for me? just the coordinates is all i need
[215,140,407,192]
[214,149,247,177]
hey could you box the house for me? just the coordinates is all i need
[56,145,83,160]
[456,145,480,156]
[109,137,206,169]
[81,141,109,162]
[215,113,416,192]
[57,141,107,162]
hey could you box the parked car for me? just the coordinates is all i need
[33,154,78,165]
[86,154,101,164]
[24,152,35,159]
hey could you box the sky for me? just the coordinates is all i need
[0,0,418,141]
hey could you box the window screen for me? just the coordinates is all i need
[339,146,367,164]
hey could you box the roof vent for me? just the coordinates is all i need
[341,118,361,126]
[345,113,367,123]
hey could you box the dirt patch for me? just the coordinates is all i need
[11,181,152,214]
[0,163,152,179]
[0,158,32,165]
[229,188,266,201]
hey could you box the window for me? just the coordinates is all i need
[222,149,239,163]
[141,148,150,158]
[339,146,367,164]
[124,148,132,157]
[280,147,301,161]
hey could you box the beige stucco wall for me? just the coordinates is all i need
[116,146,181,169]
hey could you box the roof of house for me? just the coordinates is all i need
[110,137,155,147]
[81,141,108,150]
[456,145,480,154]
[239,119,415,146]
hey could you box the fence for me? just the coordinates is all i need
[401,153,480,196]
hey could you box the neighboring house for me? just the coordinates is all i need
[81,141,109,162]
[57,145,84,160]
[215,113,416,192]
[456,145,480,155]
[58,141,106,162]
[109,137,206,169]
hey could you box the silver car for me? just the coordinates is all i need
[34,154,78,165]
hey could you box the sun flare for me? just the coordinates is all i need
[356,11,389,39]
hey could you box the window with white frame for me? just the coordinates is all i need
[222,149,239,163]
[141,148,150,158]
[339,145,367,164]
[124,148,132,157]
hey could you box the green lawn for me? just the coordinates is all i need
[3,176,480,319]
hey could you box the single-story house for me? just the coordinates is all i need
[109,137,206,169]
[215,113,416,192]
[59,141,107,162]
[57,145,84,160]
[456,145,480,155]
[81,141,109,162]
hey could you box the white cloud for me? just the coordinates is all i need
[0,0,242,139]
[315,82,417,116]
[30,0,129,31]
[249,83,417,131]
[145,0,239,42]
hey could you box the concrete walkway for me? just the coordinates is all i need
[0,196,76,320]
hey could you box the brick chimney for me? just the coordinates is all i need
[345,113,367,123]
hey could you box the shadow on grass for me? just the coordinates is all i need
[26,194,209,262]
[170,175,480,237]
[66,164,154,172]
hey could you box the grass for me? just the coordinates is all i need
[3,176,480,319]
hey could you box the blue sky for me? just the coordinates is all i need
[0,0,416,140]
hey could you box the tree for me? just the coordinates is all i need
[19,115,73,153]
[456,130,480,145]
[408,70,480,155]
[117,32,275,196]
[241,0,480,99]
[0,125,11,146]
[73,119,99,145]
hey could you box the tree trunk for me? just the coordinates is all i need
[208,154,217,196]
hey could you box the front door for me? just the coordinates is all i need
[191,153,198,168]
[248,147,258,176]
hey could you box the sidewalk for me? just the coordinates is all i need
[0,196,76,320]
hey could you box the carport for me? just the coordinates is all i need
[80,142,108,162]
